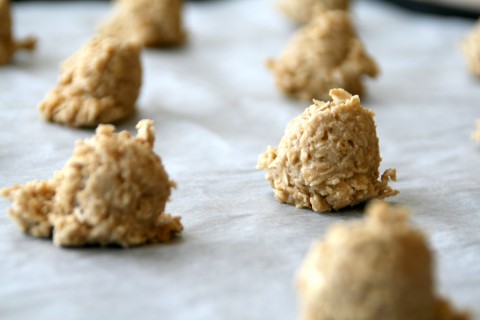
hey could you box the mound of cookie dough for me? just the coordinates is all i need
[472,120,480,142]
[38,36,141,127]
[0,120,183,247]
[297,201,470,320]
[268,10,378,101]
[276,0,349,24]
[257,88,397,212]
[0,0,36,66]
[462,20,480,76]
[100,0,186,48]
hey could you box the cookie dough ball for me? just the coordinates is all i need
[276,0,349,24]
[461,20,480,76]
[472,119,480,142]
[297,201,470,320]
[100,0,186,48]
[1,120,183,247]
[268,10,378,101]
[38,36,141,127]
[0,0,36,65]
[257,88,397,212]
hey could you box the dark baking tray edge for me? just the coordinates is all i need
[372,0,480,19]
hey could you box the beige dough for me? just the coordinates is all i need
[0,0,36,66]
[38,36,141,127]
[461,19,480,76]
[472,119,480,142]
[268,10,378,101]
[276,0,349,24]
[100,0,186,48]
[0,120,183,247]
[257,88,397,212]
[297,201,470,320]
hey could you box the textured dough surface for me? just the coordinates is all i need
[0,0,36,65]
[462,19,480,76]
[297,201,470,320]
[257,88,397,212]
[276,0,349,24]
[268,10,378,101]
[100,0,185,48]
[38,36,141,128]
[0,120,183,247]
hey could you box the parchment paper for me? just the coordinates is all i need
[0,1,479,319]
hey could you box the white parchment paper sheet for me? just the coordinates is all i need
[0,1,479,319]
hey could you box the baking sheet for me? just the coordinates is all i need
[427,0,480,11]
[1,1,479,319]
[379,0,480,18]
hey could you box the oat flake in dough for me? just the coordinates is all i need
[268,10,378,101]
[297,201,470,320]
[0,0,36,66]
[0,120,183,247]
[276,0,349,24]
[100,0,186,48]
[257,88,398,212]
[38,36,141,127]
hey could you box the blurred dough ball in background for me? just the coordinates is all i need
[38,36,142,127]
[268,10,378,101]
[297,201,469,320]
[275,0,350,24]
[0,0,36,66]
[100,0,186,48]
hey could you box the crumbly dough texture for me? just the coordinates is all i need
[276,0,349,24]
[38,36,141,127]
[100,0,186,48]
[462,19,480,76]
[0,0,36,65]
[268,10,378,101]
[0,120,183,247]
[257,89,398,212]
[297,201,470,320]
